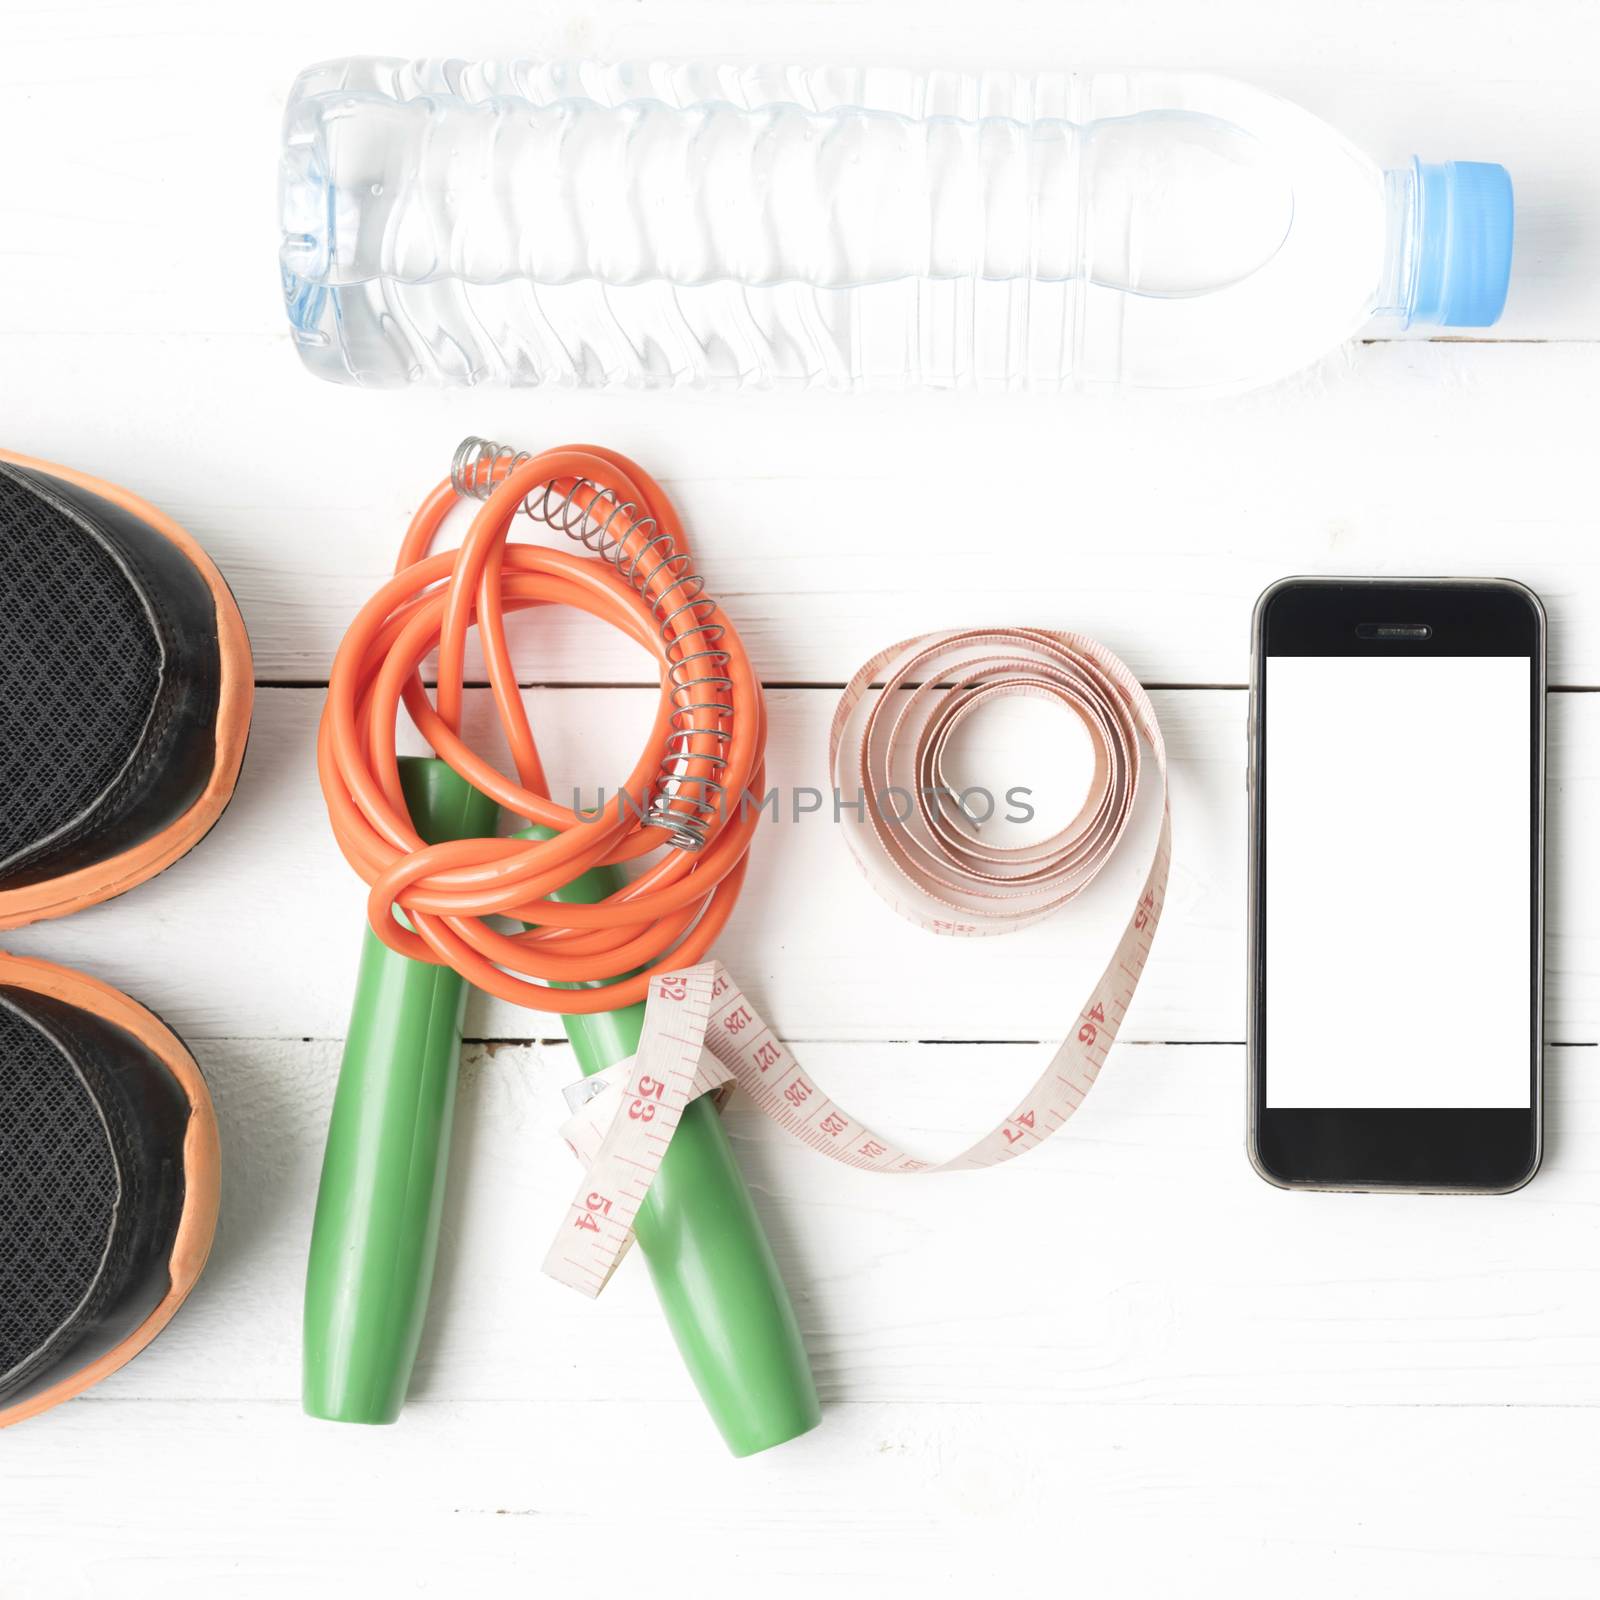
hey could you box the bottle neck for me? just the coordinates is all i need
[1375,160,1422,323]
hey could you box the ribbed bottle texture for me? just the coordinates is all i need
[280,60,1507,393]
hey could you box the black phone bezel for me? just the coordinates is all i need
[1248,578,1545,1193]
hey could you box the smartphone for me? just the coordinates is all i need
[1247,577,1545,1193]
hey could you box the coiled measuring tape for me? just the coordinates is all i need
[546,628,1170,1294]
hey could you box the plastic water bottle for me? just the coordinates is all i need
[279,58,1514,393]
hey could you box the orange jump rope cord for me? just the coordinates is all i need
[318,445,766,1015]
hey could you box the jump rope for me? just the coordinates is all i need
[310,438,1171,1454]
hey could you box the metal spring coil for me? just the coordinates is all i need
[450,436,732,852]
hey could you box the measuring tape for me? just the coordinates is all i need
[545,628,1171,1296]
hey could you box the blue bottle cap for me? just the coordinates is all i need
[1410,159,1514,328]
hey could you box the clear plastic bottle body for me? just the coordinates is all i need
[278,60,1420,393]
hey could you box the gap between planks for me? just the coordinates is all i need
[251,680,1600,693]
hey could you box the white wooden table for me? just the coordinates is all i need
[4,3,1598,1594]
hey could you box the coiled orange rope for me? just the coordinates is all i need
[318,444,765,1013]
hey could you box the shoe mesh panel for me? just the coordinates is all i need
[0,472,161,867]
[0,1004,119,1379]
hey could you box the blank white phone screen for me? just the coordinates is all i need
[1265,655,1531,1109]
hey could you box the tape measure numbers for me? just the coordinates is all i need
[546,629,1171,1295]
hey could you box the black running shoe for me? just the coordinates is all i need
[0,453,252,928]
[0,451,248,1424]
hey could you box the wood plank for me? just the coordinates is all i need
[4,9,1596,701]
[6,1397,1598,1597]
[5,343,1593,687]
[62,1036,1600,1409]
[8,685,1596,1044]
